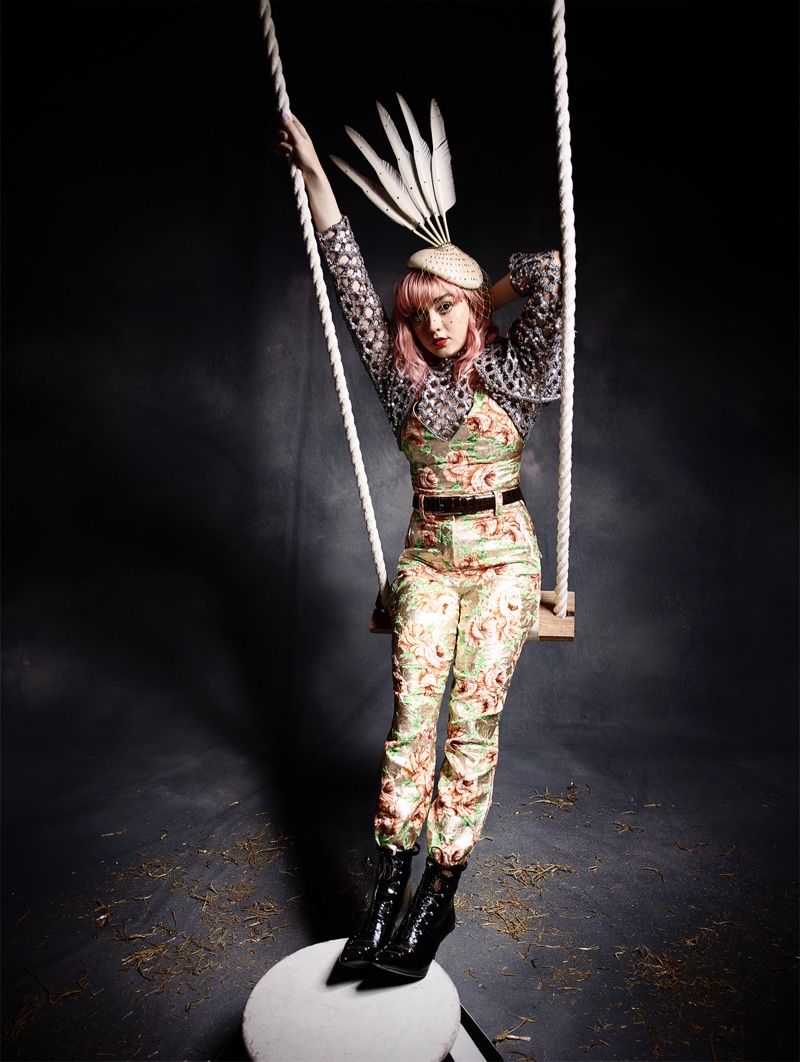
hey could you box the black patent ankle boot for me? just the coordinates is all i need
[338,845,418,969]
[372,855,465,980]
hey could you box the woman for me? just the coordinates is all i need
[276,107,562,980]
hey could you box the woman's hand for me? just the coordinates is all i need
[275,112,320,174]
[274,112,342,233]
[489,273,518,311]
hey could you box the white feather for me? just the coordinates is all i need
[333,96,460,249]
[396,94,447,245]
[429,99,456,243]
[329,155,439,245]
[344,126,434,236]
[375,101,432,225]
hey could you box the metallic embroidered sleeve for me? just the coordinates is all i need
[317,216,415,439]
[477,250,563,412]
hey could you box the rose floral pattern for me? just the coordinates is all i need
[403,389,524,496]
[374,391,542,866]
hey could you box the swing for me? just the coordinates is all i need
[261,0,577,644]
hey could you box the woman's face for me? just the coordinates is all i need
[410,286,470,359]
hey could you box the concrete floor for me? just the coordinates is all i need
[2,722,797,1061]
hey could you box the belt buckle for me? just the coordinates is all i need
[494,490,504,515]
[419,494,427,518]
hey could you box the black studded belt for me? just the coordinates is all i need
[413,486,524,516]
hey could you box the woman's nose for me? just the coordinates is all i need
[427,309,441,330]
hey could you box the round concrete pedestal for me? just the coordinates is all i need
[242,938,461,1062]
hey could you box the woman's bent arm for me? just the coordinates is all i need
[491,251,561,312]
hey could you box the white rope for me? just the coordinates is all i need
[260,0,391,609]
[551,0,577,620]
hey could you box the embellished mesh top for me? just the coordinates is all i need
[317,216,562,447]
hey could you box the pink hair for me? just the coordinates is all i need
[391,270,498,389]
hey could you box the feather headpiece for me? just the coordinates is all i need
[330,94,484,290]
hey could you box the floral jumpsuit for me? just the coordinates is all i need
[319,218,562,867]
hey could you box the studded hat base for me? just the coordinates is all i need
[406,244,484,289]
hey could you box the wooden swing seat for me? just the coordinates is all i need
[370,589,575,642]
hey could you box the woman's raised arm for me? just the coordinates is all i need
[275,112,342,233]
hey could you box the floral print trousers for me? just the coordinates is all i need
[374,501,541,867]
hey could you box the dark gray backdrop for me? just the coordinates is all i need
[2,3,797,1060]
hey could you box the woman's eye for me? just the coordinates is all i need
[439,302,453,314]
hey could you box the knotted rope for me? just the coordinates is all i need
[551,0,577,620]
[260,0,391,609]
